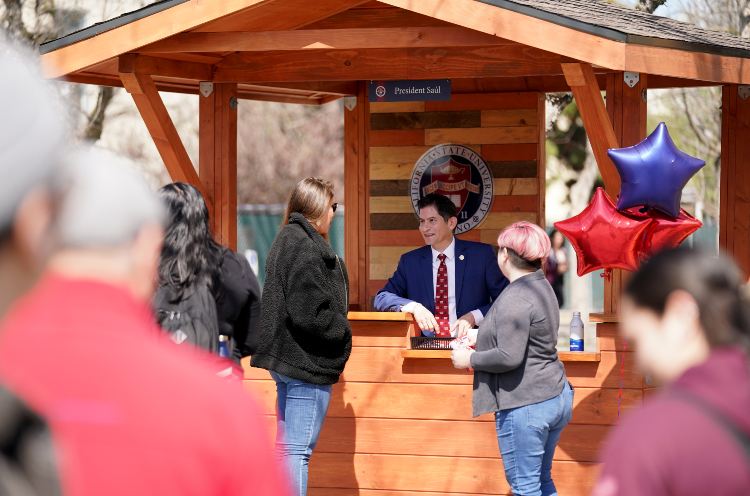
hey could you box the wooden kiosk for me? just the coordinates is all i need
[39,1,750,494]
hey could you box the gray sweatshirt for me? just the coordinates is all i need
[470,270,567,417]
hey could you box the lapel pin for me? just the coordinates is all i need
[459,255,465,261]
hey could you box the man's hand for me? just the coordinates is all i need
[451,347,474,370]
[451,312,476,339]
[411,303,439,333]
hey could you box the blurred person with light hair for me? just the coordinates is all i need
[0,37,67,496]
[452,221,573,496]
[0,147,289,496]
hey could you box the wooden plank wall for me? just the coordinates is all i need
[366,92,546,305]
[720,84,750,277]
[242,318,642,495]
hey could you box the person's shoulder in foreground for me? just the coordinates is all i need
[0,274,289,496]
[0,383,61,496]
[593,347,750,496]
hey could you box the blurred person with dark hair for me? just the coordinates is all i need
[0,148,289,496]
[544,229,568,308]
[593,248,750,496]
[374,193,507,337]
[156,182,261,361]
[0,39,67,496]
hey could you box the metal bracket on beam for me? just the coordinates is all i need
[199,81,214,98]
[739,85,750,100]
[624,72,640,88]
[343,96,357,111]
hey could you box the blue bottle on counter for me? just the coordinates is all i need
[218,335,230,358]
[570,312,584,351]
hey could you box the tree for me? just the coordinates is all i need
[546,0,668,223]
[0,0,150,142]
[236,100,344,204]
[646,0,749,225]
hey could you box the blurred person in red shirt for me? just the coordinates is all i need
[594,248,750,496]
[0,147,289,496]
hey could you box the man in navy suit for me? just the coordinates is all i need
[374,194,508,337]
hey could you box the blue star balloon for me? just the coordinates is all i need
[608,122,705,218]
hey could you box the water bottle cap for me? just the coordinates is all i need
[219,335,228,342]
[573,311,581,316]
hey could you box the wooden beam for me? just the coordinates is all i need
[304,6,451,29]
[140,27,507,53]
[214,46,563,82]
[720,85,750,276]
[118,66,207,200]
[200,83,238,249]
[603,71,648,316]
[241,81,357,96]
[344,83,370,308]
[380,0,750,84]
[562,62,621,196]
[42,0,269,78]
[118,54,213,81]
[192,0,371,32]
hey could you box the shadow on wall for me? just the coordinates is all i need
[308,384,358,495]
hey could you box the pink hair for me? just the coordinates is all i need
[496,221,551,262]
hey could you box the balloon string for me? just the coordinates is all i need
[617,338,627,418]
[600,269,612,281]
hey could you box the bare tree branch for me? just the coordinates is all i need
[2,0,33,42]
[635,0,668,13]
[82,86,115,142]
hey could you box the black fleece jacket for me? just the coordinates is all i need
[213,247,262,361]
[250,213,352,385]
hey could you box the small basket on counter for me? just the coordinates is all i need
[410,336,454,350]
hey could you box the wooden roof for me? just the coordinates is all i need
[479,0,750,58]
[39,0,750,105]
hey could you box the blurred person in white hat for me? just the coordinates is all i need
[0,38,66,317]
[0,37,67,496]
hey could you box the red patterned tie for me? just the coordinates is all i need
[435,253,450,337]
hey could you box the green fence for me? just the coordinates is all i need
[237,205,345,284]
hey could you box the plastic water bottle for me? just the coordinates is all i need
[218,335,230,358]
[570,312,584,351]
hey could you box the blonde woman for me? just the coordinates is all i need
[251,177,351,496]
[452,221,572,496]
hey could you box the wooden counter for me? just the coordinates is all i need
[243,312,642,496]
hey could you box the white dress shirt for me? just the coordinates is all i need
[401,238,484,334]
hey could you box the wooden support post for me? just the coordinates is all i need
[119,59,207,200]
[562,62,621,198]
[720,85,750,276]
[199,82,239,249]
[604,72,648,316]
[344,83,369,309]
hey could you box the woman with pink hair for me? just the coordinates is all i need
[452,221,573,496]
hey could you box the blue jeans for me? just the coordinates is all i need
[495,383,574,496]
[270,371,332,496]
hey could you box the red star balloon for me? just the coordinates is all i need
[555,188,652,276]
[625,207,703,258]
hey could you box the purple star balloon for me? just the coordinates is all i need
[608,122,705,218]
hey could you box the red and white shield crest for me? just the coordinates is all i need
[421,158,480,211]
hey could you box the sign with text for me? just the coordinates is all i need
[368,79,451,102]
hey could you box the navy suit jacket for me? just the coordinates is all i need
[374,239,508,317]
